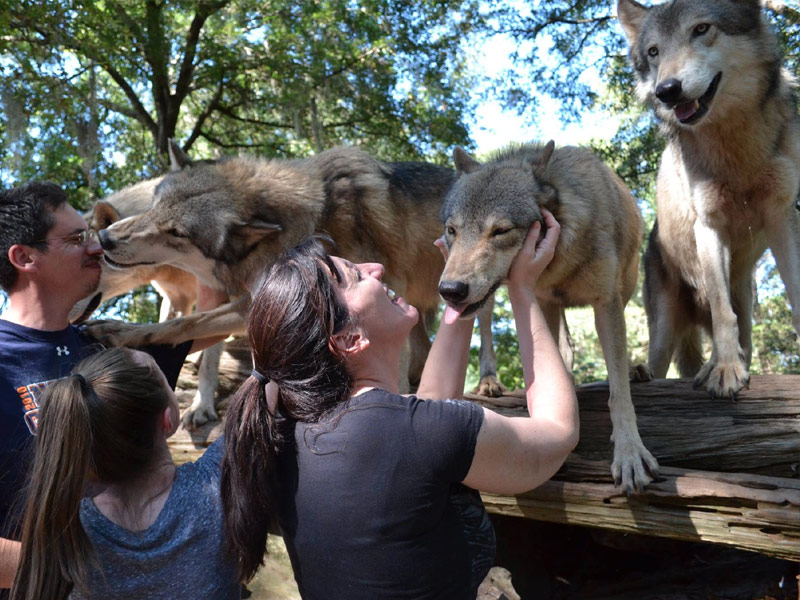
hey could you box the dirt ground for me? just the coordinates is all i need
[242,536,300,600]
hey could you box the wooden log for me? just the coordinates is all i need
[467,375,800,479]
[169,370,800,561]
[482,457,800,561]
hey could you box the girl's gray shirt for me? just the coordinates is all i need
[70,438,239,600]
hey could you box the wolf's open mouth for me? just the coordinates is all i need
[673,72,722,124]
[443,281,501,324]
[103,255,155,269]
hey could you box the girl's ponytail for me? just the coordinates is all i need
[11,376,95,600]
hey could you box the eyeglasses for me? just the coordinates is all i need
[28,229,98,247]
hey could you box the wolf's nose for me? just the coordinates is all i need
[655,78,683,105]
[98,229,115,250]
[439,281,469,304]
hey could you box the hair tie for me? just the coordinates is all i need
[251,368,269,385]
[74,373,88,388]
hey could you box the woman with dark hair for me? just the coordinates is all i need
[222,209,578,599]
[10,347,239,600]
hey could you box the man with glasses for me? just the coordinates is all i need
[0,182,224,592]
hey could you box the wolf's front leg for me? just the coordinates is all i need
[83,296,248,347]
[594,296,659,494]
[182,341,223,429]
[692,220,749,398]
[474,297,505,397]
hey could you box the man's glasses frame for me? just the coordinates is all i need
[28,229,98,247]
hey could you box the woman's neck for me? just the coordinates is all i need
[348,345,402,396]
[93,445,177,532]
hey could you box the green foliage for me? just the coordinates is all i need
[0,0,482,198]
[752,292,800,374]
[98,285,162,325]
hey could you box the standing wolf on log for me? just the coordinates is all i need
[437,141,659,493]
[618,0,800,398]
[84,144,471,391]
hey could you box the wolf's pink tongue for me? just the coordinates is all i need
[443,304,466,325]
[674,100,698,121]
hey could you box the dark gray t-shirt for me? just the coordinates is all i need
[276,389,493,599]
[70,438,239,600]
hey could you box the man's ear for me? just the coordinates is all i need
[8,244,39,274]
[331,328,370,356]
[162,405,179,437]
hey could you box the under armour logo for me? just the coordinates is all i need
[56,346,69,356]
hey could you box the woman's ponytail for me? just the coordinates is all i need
[221,376,284,582]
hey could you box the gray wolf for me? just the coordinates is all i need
[71,176,228,428]
[618,0,800,397]
[437,141,659,492]
[86,144,464,390]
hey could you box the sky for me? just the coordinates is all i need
[466,20,622,154]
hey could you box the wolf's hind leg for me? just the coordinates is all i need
[594,295,659,494]
[643,231,676,378]
[731,272,754,371]
[764,203,800,341]
[474,296,505,397]
[407,311,435,391]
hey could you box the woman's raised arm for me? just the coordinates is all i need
[463,210,579,495]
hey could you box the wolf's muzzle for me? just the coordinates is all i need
[439,280,469,304]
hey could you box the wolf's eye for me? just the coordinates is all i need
[647,46,658,58]
[491,227,512,237]
[693,23,710,36]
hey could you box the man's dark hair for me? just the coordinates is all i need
[0,181,68,291]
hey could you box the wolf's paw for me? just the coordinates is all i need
[473,375,506,398]
[629,363,653,382]
[610,432,660,495]
[82,319,153,347]
[181,394,218,430]
[693,357,750,400]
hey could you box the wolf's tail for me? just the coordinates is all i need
[674,328,704,377]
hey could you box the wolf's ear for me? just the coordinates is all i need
[168,139,193,172]
[617,0,648,44]
[91,200,121,230]
[530,140,555,176]
[453,147,481,175]
[238,219,283,245]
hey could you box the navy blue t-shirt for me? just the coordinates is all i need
[276,388,494,599]
[0,318,192,541]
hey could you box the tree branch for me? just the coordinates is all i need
[175,1,230,103]
[185,80,225,149]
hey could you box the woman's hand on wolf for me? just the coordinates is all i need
[507,209,560,290]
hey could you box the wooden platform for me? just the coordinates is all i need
[170,348,800,562]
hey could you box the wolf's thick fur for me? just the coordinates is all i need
[438,141,658,492]
[88,146,458,387]
[618,0,800,397]
[70,178,197,324]
[71,177,228,428]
